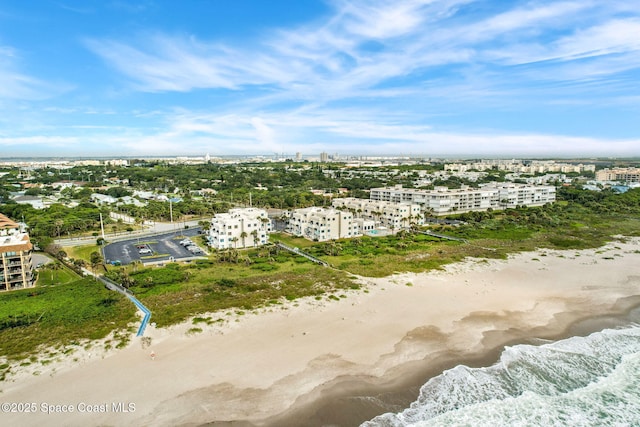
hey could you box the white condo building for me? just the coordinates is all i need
[208,208,272,250]
[370,183,556,215]
[286,207,361,241]
[331,198,423,230]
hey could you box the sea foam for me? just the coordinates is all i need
[363,325,640,426]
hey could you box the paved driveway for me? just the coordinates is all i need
[32,253,53,268]
[102,228,205,265]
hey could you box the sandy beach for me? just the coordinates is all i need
[2,238,640,426]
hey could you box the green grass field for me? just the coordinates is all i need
[36,262,80,286]
[64,244,100,263]
[0,278,136,370]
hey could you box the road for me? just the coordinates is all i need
[55,219,204,247]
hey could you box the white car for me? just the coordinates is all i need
[139,248,152,255]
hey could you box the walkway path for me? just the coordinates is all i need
[88,271,153,337]
[418,230,468,243]
[275,242,330,267]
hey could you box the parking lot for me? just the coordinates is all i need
[102,228,206,266]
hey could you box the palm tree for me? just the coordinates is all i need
[423,208,434,224]
[90,251,103,280]
[240,231,248,249]
[48,262,61,281]
[120,270,133,289]
[54,219,64,237]
[198,220,211,232]
[259,216,270,231]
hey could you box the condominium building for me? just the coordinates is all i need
[445,160,596,174]
[331,198,423,230]
[0,214,35,291]
[286,207,360,241]
[595,168,640,183]
[208,208,272,250]
[370,183,556,215]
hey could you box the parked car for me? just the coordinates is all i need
[139,248,152,255]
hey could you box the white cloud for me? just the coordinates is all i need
[0,44,72,100]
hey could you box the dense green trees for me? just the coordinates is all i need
[0,202,106,247]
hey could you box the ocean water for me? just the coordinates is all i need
[363,324,640,427]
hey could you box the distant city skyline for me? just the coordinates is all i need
[1,1,639,158]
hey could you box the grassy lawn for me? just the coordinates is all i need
[269,233,318,249]
[64,244,100,263]
[110,249,360,327]
[36,262,80,286]
[0,278,136,378]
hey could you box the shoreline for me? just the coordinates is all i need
[1,238,640,426]
[260,295,640,427]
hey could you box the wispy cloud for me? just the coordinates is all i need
[86,0,640,106]
[0,44,72,100]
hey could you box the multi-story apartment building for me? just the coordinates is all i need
[331,198,423,230]
[208,208,271,250]
[0,214,35,292]
[445,160,595,174]
[596,168,640,183]
[286,207,360,241]
[370,183,556,215]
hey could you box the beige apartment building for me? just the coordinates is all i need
[595,168,640,183]
[0,214,35,292]
[286,207,360,241]
[331,198,423,230]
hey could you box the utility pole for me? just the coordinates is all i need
[99,213,106,240]
[169,199,175,235]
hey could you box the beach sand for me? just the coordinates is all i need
[2,238,640,426]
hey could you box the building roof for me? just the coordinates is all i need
[0,213,19,230]
[0,233,33,252]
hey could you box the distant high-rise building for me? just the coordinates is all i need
[296,152,302,162]
[320,152,329,162]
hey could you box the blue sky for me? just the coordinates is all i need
[1,0,639,158]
